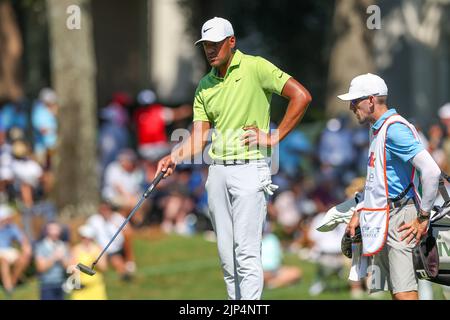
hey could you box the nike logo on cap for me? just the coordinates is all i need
[203,27,213,33]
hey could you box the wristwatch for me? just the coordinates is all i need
[418,210,430,223]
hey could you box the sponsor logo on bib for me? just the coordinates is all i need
[368,152,376,168]
[362,226,382,238]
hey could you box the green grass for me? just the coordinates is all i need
[0,232,447,300]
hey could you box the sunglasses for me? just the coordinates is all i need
[350,93,379,107]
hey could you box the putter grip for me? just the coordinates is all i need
[143,171,165,198]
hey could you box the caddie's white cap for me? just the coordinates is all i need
[337,73,388,101]
[0,204,13,220]
[78,224,96,239]
[438,102,450,119]
[39,87,58,104]
[195,17,234,45]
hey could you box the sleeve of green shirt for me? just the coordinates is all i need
[192,84,210,122]
[256,57,291,95]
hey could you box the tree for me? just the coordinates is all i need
[0,0,23,102]
[325,0,377,118]
[178,0,335,123]
[46,0,98,218]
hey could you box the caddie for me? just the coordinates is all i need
[339,73,441,300]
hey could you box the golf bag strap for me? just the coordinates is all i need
[388,183,413,203]
[439,172,450,202]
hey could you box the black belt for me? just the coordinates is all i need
[211,159,253,166]
[388,197,416,210]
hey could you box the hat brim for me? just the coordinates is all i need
[79,233,95,239]
[337,92,365,101]
[194,35,229,45]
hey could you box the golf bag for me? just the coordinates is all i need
[413,173,450,285]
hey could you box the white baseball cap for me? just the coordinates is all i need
[195,17,234,45]
[78,224,96,239]
[0,204,13,220]
[137,89,156,105]
[337,73,388,101]
[438,103,450,119]
[39,88,58,104]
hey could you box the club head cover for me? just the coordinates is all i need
[341,226,362,259]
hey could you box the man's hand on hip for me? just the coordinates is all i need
[398,209,429,244]
[241,126,274,147]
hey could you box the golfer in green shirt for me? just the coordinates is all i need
[156,17,312,299]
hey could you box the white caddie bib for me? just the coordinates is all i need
[360,114,421,256]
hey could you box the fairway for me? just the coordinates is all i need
[0,229,446,300]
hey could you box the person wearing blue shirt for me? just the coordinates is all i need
[374,109,425,198]
[35,221,71,300]
[279,129,312,178]
[31,88,59,167]
[0,205,32,296]
[338,73,441,300]
[0,101,28,133]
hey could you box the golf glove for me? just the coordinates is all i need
[261,181,279,196]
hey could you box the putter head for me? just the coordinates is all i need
[76,263,96,276]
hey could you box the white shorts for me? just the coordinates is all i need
[0,248,20,264]
[369,203,418,294]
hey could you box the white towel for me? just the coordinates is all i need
[316,193,363,232]
[348,242,369,281]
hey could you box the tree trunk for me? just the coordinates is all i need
[46,0,98,218]
[0,0,23,102]
[325,0,376,118]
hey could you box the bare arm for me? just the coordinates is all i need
[20,237,32,258]
[36,244,71,272]
[241,77,312,146]
[156,120,211,177]
[274,77,312,144]
[36,255,58,273]
[171,104,193,122]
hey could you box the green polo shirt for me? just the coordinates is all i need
[193,49,291,160]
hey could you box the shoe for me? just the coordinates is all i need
[350,288,364,299]
[203,231,216,242]
[121,273,133,282]
[161,221,173,234]
[4,287,14,298]
[309,281,324,296]
[125,261,136,274]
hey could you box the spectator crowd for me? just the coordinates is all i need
[1,87,450,299]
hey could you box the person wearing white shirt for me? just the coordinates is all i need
[102,149,147,226]
[86,200,135,281]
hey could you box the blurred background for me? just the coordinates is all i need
[0,0,450,300]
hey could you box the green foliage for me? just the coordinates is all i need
[178,0,336,124]
[0,232,426,300]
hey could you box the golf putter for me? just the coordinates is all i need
[77,170,166,276]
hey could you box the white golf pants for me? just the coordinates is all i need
[205,160,271,300]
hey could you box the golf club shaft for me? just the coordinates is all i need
[92,171,165,267]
